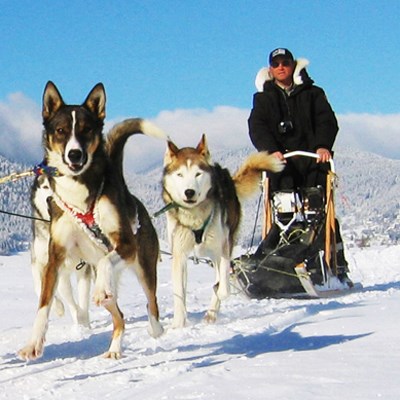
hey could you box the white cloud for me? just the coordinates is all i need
[104,106,252,173]
[153,106,251,149]
[335,113,400,160]
[0,93,42,163]
[1,92,399,174]
[139,108,400,172]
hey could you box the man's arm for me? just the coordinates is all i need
[248,93,281,153]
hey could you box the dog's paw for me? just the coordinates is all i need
[53,297,65,317]
[75,308,91,328]
[102,350,122,360]
[203,310,217,324]
[147,316,164,338]
[93,289,114,307]
[76,312,91,329]
[18,343,44,361]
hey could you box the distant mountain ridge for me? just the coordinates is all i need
[0,146,399,254]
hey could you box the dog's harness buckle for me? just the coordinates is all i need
[192,210,214,244]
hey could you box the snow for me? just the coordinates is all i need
[1,244,399,400]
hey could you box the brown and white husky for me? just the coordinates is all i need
[162,135,283,327]
[18,81,166,360]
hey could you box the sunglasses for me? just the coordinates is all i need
[270,59,293,68]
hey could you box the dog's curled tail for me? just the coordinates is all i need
[233,151,284,200]
[106,118,168,175]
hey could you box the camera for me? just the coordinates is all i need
[278,120,293,134]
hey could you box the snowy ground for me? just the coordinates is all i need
[0,244,399,400]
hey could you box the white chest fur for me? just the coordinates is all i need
[54,176,90,212]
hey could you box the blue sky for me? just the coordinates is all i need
[0,0,399,169]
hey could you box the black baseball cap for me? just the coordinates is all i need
[269,48,294,65]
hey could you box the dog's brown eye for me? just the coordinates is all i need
[56,128,64,134]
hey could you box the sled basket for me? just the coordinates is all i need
[233,151,353,299]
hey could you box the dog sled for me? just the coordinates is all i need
[233,151,354,299]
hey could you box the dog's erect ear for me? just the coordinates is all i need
[196,134,210,161]
[83,83,106,120]
[167,140,179,154]
[42,81,65,121]
[164,140,179,166]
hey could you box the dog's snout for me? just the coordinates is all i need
[184,189,196,199]
[68,149,83,164]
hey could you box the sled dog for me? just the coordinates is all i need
[19,81,166,360]
[162,135,284,327]
[31,175,94,327]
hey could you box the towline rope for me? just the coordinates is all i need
[0,160,61,185]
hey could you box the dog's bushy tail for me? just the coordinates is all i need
[106,118,168,177]
[233,152,284,200]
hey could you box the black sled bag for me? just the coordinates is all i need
[234,223,325,299]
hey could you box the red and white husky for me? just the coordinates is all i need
[19,81,166,360]
[162,135,283,327]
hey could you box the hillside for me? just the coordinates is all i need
[0,147,399,254]
[0,155,33,254]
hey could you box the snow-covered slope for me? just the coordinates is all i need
[0,244,399,399]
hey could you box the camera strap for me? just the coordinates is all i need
[277,87,292,122]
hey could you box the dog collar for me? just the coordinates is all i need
[33,160,62,177]
[157,199,214,244]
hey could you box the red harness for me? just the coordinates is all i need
[70,203,96,227]
[62,200,113,252]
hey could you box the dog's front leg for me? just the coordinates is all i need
[56,269,80,324]
[18,245,64,360]
[56,264,90,328]
[215,255,231,301]
[204,254,231,324]
[75,265,92,327]
[93,250,125,358]
[93,251,121,306]
[102,300,125,359]
[171,252,188,328]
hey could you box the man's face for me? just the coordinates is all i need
[269,57,295,86]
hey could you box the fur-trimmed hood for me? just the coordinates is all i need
[255,58,312,92]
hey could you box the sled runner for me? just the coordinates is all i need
[233,151,354,299]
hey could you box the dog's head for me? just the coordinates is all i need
[163,134,213,208]
[42,81,106,176]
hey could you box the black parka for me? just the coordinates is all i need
[248,64,338,154]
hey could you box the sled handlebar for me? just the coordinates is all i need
[283,151,335,173]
